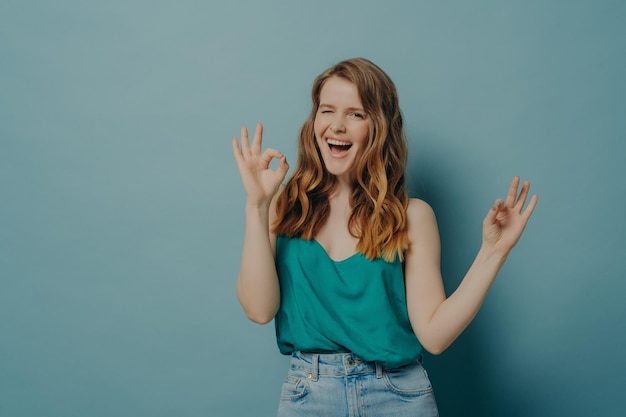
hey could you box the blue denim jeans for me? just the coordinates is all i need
[277,351,439,417]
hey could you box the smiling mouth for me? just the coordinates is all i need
[327,138,352,154]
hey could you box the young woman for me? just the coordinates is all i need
[232,58,537,416]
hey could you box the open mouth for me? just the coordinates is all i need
[327,138,352,155]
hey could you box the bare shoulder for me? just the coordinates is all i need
[406,198,439,248]
[407,198,437,226]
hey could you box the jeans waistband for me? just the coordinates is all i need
[290,351,385,381]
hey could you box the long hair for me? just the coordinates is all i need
[273,58,409,262]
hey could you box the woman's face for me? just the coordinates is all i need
[314,76,370,183]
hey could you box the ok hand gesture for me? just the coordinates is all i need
[482,177,538,256]
[232,122,289,208]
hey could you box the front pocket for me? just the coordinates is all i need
[383,362,433,397]
[280,374,308,400]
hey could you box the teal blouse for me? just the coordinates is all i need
[274,235,422,368]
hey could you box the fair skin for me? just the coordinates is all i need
[232,77,538,353]
[314,77,369,187]
[313,76,370,260]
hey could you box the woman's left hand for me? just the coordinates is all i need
[482,176,538,256]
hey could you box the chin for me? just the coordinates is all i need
[322,161,355,180]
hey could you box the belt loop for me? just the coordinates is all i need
[375,361,383,379]
[310,354,319,381]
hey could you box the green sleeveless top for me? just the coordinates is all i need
[274,235,422,368]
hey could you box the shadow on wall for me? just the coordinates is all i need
[406,133,510,416]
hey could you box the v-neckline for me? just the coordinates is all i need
[311,238,360,263]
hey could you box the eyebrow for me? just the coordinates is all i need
[318,104,366,112]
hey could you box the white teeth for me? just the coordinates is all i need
[327,138,351,146]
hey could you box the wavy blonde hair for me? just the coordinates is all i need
[273,58,409,262]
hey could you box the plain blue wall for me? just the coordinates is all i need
[1,1,625,416]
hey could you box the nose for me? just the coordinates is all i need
[330,116,345,133]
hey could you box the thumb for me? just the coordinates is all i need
[484,199,503,226]
[278,155,289,177]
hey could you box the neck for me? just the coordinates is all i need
[330,178,354,201]
[333,172,356,193]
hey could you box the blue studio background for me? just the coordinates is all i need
[1,1,625,416]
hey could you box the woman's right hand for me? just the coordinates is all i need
[232,122,289,208]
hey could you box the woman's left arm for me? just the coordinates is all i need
[405,177,538,355]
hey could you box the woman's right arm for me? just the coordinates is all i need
[232,123,289,324]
